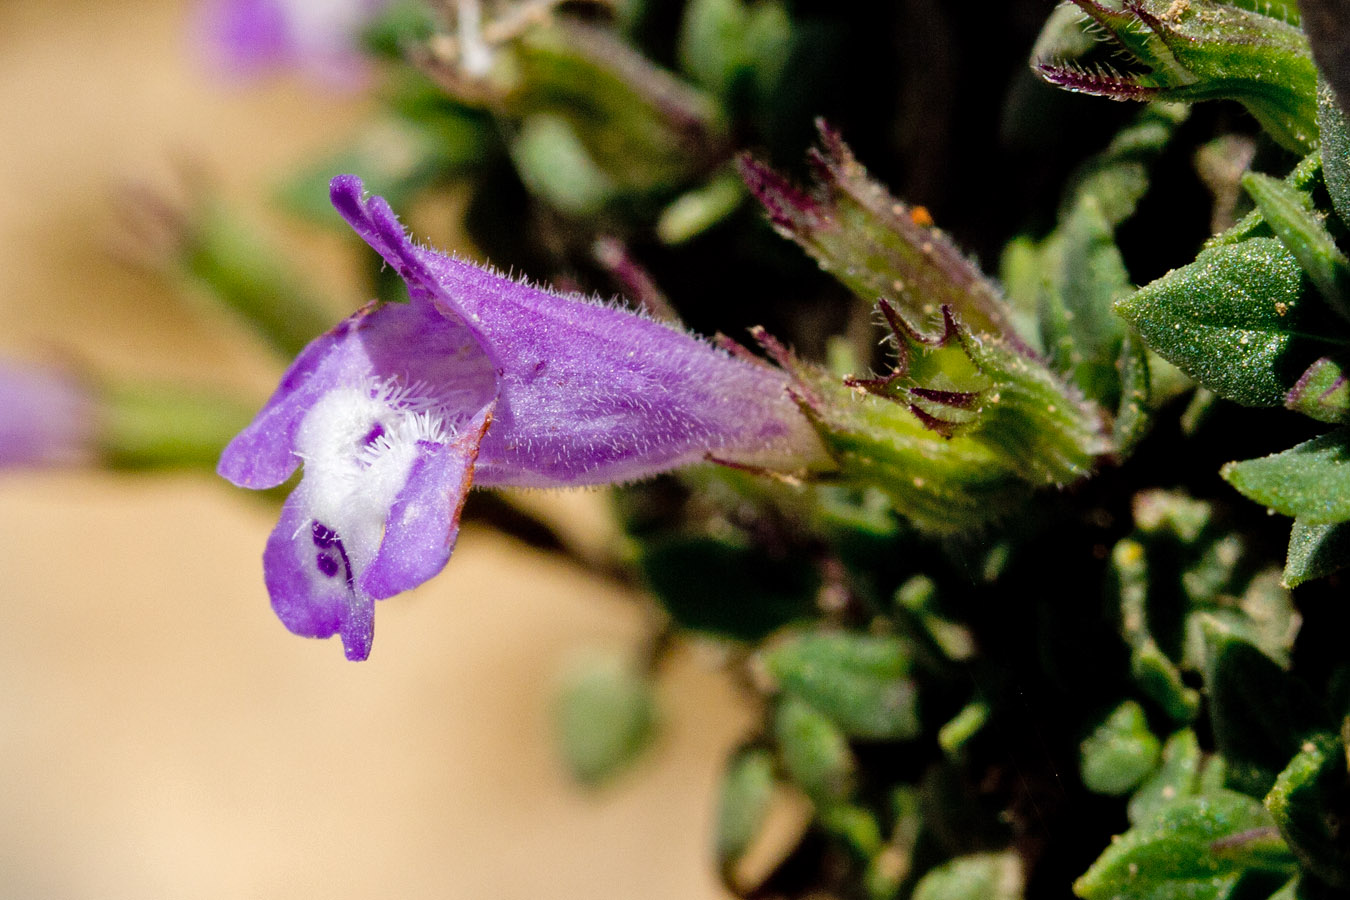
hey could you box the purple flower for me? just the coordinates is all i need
[195,0,386,87]
[219,175,824,660]
[0,360,96,469]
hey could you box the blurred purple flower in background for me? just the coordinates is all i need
[0,360,96,469]
[219,175,826,660]
[195,0,388,86]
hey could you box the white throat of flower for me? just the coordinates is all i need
[292,378,453,588]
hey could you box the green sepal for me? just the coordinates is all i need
[1265,731,1350,888]
[772,344,1030,534]
[1116,237,1341,406]
[845,303,1110,486]
[912,852,1024,900]
[774,696,857,806]
[1285,355,1350,423]
[715,746,778,875]
[760,631,920,741]
[554,651,659,788]
[1073,791,1297,900]
[1037,0,1318,153]
[1241,168,1350,320]
[1222,427,1350,524]
[739,122,1024,342]
[1284,518,1350,587]
[1081,700,1164,796]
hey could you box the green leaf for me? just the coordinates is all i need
[277,111,492,226]
[677,0,751,98]
[1319,80,1350,230]
[1284,518,1350,586]
[1081,701,1164,796]
[1241,171,1350,319]
[1201,569,1300,669]
[821,804,885,859]
[715,747,777,873]
[1064,104,1188,228]
[1200,620,1327,797]
[1222,427,1350,523]
[1128,730,1204,826]
[1209,153,1324,248]
[913,852,1024,900]
[1265,732,1350,888]
[762,632,920,740]
[181,203,335,359]
[939,701,990,758]
[509,114,619,217]
[1038,194,1134,405]
[1112,538,1202,721]
[1117,238,1335,407]
[774,696,856,806]
[1114,332,1154,457]
[100,383,259,471]
[1074,791,1297,900]
[554,652,658,787]
[495,22,727,197]
[637,535,818,641]
[656,170,744,244]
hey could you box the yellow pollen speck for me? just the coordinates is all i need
[1275,301,1288,316]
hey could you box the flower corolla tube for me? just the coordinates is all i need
[219,175,825,659]
[196,0,387,86]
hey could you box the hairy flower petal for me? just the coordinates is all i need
[222,176,825,659]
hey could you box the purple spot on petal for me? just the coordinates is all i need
[311,521,338,548]
[316,553,340,578]
[310,521,355,587]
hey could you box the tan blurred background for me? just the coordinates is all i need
[0,1,749,896]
